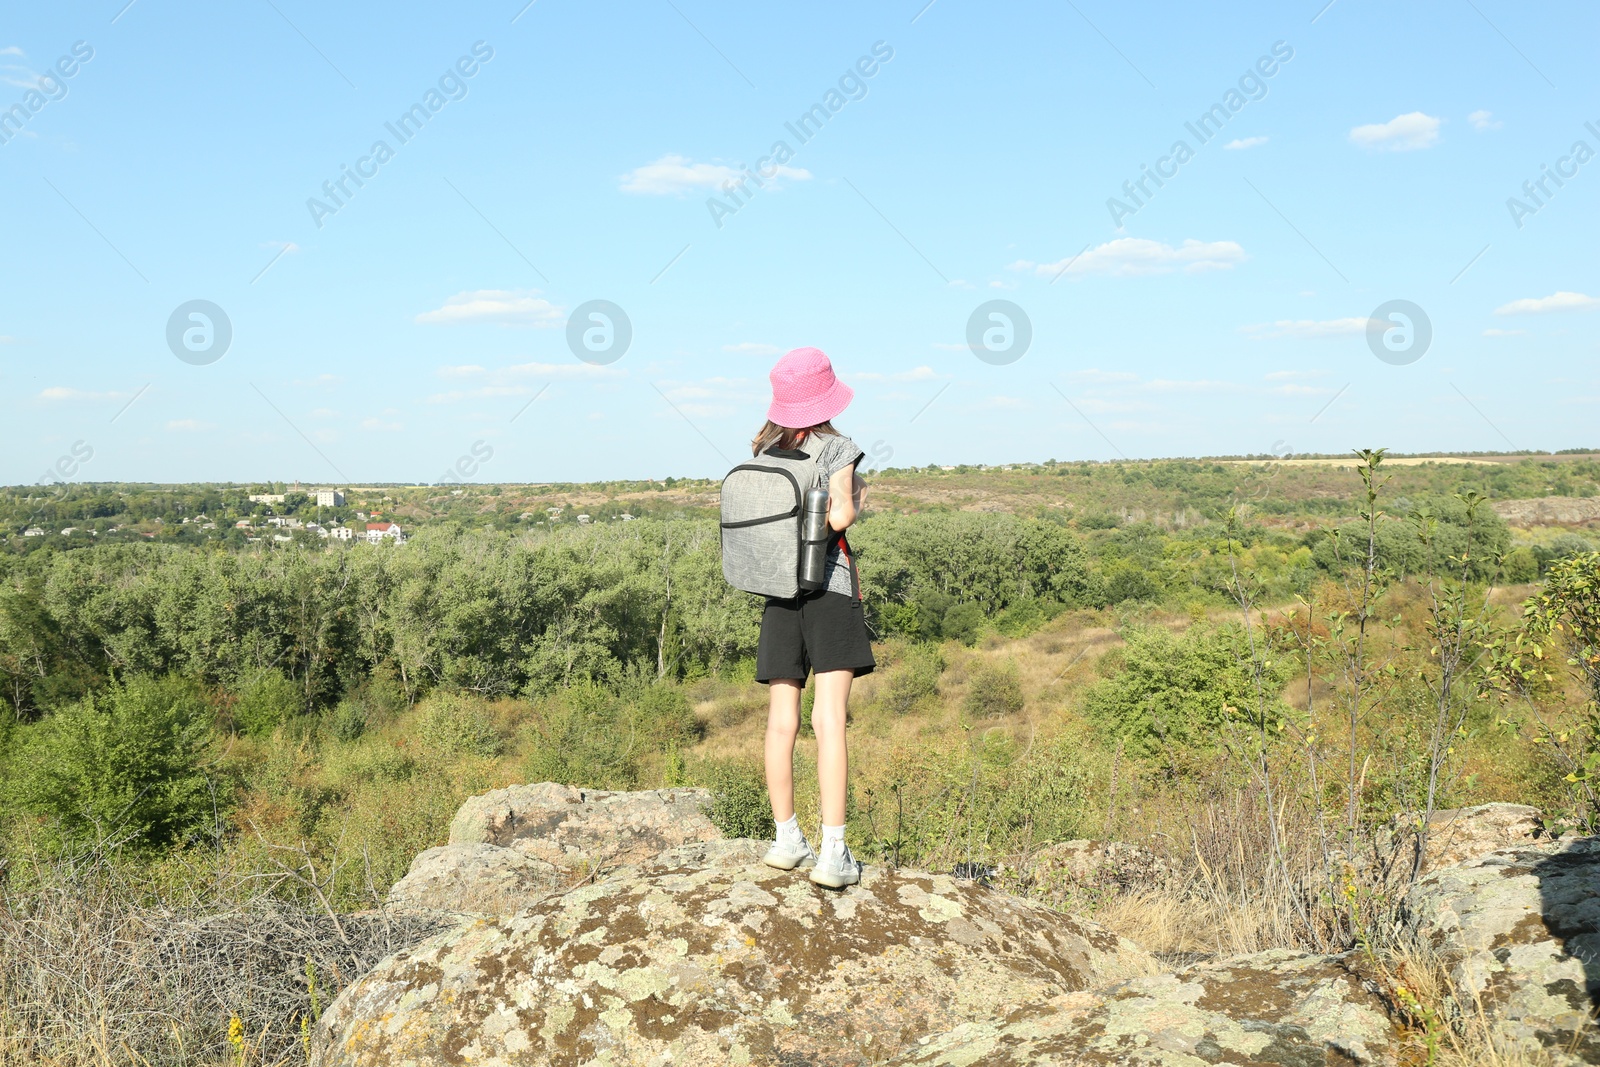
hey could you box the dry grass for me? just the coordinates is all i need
[0,847,445,1067]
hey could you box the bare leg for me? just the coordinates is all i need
[811,669,854,827]
[765,679,803,823]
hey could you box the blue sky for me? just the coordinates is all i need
[2,0,1596,485]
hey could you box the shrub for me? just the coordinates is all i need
[879,644,945,715]
[1082,623,1289,765]
[963,659,1024,719]
[703,759,774,840]
[230,670,302,737]
[624,681,702,753]
[328,700,367,742]
[415,694,500,759]
[523,684,638,789]
[1501,546,1539,584]
[7,675,215,850]
[941,603,985,646]
[994,597,1049,637]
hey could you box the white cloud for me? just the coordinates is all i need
[1141,378,1231,393]
[1264,369,1330,380]
[1469,109,1502,131]
[1494,291,1599,315]
[166,419,215,432]
[1,50,37,89]
[292,373,342,388]
[988,279,1019,290]
[416,289,563,327]
[309,407,340,417]
[0,335,15,344]
[1067,369,1139,384]
[38,386,125,401]
[262,239,300,254]
[848,366,942,383]
[981,396,1026,409]
[722,342,781,355]
[1240,317,1369,340]
[501,361,623,380]
[619,154,810,195]
[1224,136,1269,150]
[1482,327,1526,337]
[1012,237,1247,278]
[1349,111,1441,151]
[931,342,969,351]
[361,417,404,431]
[428,361,623,402]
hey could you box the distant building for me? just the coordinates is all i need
[248,493,286,504]
[328,526,354,541]
[234,520,253,529]
[23,526,44,537]
[60,527,79,535]
[365,522,405,544]
[315,489,345,507]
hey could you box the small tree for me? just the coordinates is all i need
[9,674,216,850]
[1488,551,1600,832]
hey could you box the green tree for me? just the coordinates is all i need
[1083,624,1289,770]
[7,674,216,849]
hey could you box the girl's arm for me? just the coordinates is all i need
[827,462,863,531]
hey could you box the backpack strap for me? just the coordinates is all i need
[838,531,861,600]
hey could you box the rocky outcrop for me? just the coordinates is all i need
[327,784,1598,1066]
[447,783,718,867]
[316,850,1156,1067]
[1403,836,1599,1063]
[1012,839,1172,904]
[387,785,717,914]
[1492,497,1600,526]
[1384,802,1546,876]
[387,843,565,915]
[889,949,1398,1065]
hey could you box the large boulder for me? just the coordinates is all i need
[888,949,1400,1065]
[387,784,719,914]
[1384,802,1546,876]
[1403,836,1599,1063]
[448,783,719,868]
[317,852,1157,1066]
[387,843,564,915]
[1009,839,1172,908]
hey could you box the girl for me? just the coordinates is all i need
[754,347,874,888]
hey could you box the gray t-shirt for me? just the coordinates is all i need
[807,433,864,597]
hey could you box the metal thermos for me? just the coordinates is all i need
[798,486,830,591]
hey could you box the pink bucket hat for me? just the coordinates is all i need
[767,347,854,428]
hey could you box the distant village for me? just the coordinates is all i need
[18,485,406,546]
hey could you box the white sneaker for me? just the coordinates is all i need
[763,833,817,870]
[808,838,863,888]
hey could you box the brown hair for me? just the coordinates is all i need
[751,419,839,456]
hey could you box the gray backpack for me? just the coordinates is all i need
[720,445,824,598]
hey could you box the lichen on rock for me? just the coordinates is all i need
[1403,836,1599,1064]
[887,948,1400,1065]
[317,855,1154,1067]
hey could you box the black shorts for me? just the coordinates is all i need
[756,590,876,683]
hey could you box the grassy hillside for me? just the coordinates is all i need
[2,449,1598,1064]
